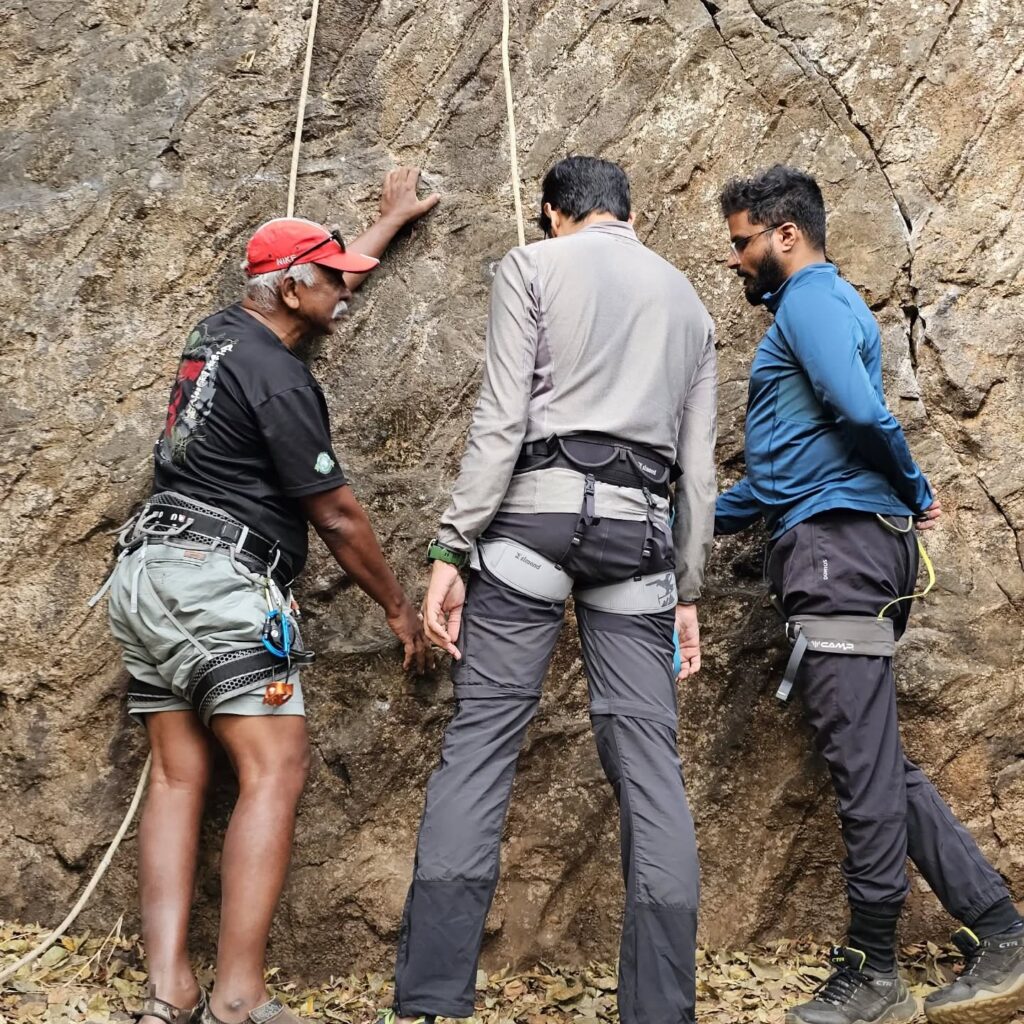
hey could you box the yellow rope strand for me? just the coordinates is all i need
[876,517,937,619]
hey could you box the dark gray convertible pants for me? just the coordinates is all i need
[767,510,1010,923]
[395,511,699,1024]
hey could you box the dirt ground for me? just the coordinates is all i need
[1,921,967,1023]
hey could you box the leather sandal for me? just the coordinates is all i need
[202,996,308,1024]
[133,984,208,1024]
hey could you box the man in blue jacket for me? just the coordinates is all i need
[716,165,1023,1024]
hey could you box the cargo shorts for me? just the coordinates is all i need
[107,541,305,726]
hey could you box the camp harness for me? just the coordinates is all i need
[773,514,936,703]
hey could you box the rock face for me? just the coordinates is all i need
[2,0,1022,981]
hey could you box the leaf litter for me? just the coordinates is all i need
[1,922,961,1023]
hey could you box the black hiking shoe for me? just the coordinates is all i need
[924,924,1024,1024]
[785,946,918,1024]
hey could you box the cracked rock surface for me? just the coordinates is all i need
[1,0,1022,978]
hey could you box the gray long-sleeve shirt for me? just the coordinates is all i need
[437,220,718,601]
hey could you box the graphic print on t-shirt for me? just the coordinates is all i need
[157,325,236,465]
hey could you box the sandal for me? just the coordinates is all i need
[202,996,308,1024]
[134,984,208,1024]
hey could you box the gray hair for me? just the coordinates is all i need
[243,261,318,312]
[242,216,324,311]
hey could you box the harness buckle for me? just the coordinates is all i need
[582,473,600,526]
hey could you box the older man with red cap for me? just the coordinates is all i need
[96,169,439,1024]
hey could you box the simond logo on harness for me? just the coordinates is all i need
[513,550,542,570]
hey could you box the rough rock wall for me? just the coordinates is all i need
[2,0,1022,979]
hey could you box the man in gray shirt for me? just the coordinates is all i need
[380,157,717,1024]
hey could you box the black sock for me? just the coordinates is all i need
[970,897,1024,939]
[848,902,901,975]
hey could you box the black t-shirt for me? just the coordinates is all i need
[152,304,346,575]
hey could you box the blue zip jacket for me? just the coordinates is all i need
[715,263,933,539]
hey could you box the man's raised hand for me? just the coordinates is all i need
[379,167,440,228]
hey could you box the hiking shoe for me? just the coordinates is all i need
[785,946,918,1024]
[924,924,1024,1024]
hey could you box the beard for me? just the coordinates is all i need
[739,246,787,306]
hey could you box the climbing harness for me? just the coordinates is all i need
[478,433,681,614]
[514,432,678,573]
[91,495,315,724]
[477,536,677,614]
[515,433,676,497]
[773,514,936,703]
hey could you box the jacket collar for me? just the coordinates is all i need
[579,219,637,240]
[764,262,836,312]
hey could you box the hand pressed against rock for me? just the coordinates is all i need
[379,166,441,227]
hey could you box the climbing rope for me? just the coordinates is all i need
[501,0,527,246]
[2,1,529,987]
[0,755,152,985]
[286,0,321,217]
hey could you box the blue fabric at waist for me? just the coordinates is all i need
[766,490,917,540]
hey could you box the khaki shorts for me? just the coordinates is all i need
[107,541,305,726]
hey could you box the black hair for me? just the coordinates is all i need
[537,156,631,236]
[719,164,827,250]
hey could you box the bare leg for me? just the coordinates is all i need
[208,714,310,1023]
[139,710,214,1024]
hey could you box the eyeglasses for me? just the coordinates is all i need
[729,224,779,257]
[290,227,347,267]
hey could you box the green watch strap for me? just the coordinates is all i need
[427,541,469,569]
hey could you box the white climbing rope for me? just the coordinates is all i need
[501,0,527,246]
[0,755,152,985]
[286,0,322,218]
[3,1,526,986]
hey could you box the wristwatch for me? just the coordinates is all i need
[426,538,470,569]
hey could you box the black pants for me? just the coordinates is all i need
[767,510,1010,920]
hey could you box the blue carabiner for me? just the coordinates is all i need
[261,609,291,658]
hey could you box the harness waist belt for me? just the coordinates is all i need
[514,432,676,498]
[777,614,896,703]
[130,504,295,591]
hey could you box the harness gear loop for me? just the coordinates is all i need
[875,514,935,619]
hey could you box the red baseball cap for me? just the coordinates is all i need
[244,219,380,277]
